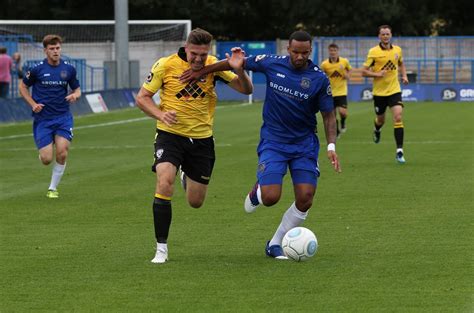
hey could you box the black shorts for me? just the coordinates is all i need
[152,130,215,185]
[373,92,403,115]
[333,96,348,108]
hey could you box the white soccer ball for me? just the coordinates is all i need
[282,227,318,261]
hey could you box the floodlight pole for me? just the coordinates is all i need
[114,0,130,89]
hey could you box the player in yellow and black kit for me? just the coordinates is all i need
[362,25,409,163]
[136,28,253,263]
[321,43,352,138]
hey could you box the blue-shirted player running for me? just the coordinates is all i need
[19,34,81,198]
[181,31,341,260]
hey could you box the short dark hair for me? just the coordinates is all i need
[186,28,213,45]
[328,43,339,49]
[378,25,392,34]
[289,30,312,45]
[43,34,62,48]
[0,46,6,54]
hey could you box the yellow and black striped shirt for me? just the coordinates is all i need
[363,43,404,96]
[321,57,352,97]
[143,48,237,138]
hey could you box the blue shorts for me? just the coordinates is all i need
[256,135,321,186]
[33,114,74,149]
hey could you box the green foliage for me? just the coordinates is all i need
[0,102,473,311]
[1,0,472,38]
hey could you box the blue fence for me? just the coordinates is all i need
[314,36,474,84]
[1,35,108,99]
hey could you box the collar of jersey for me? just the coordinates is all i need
[178,47,187,62]
[379,43,393,50]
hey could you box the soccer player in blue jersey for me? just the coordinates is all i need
[19,35,81,198]
[181,30,341,260]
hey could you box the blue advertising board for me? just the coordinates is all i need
[216,41,277,83]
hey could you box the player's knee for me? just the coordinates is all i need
[40,156,53,165]
[188,198,204,208]
[261,192,280,206]
[295,199,313,212]
[56,151,68,163]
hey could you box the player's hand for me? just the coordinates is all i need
[65,93,79,103]
[226,47,245,70]
[158,110,177,126]
[179,69,202,84]
[327,151,341,173]
[402,76,409,85]
[31,103,44,113]
[378,70,387,78]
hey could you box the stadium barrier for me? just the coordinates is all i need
[213,82,474,102]
[0,88,137,123]
[1,82,473,124]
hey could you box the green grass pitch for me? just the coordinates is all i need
[0,101,472,312]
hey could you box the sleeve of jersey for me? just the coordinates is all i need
[22,66,37,87]
[142,59,165,94]
[363,50,375,68]
[317,77,334,113]
[244,55,269,72]
[345,59,352,70]
[68,67,80,90]
[398,48,404,65]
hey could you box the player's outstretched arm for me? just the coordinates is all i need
[321,110,341,173]
[227,47,253,94]
[180,59,233,83]
[136,87,177,126]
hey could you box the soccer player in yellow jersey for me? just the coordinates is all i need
[362,25,409,164]
[321,44,352,137]
[135,28,253,263]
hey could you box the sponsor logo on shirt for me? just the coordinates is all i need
[269,81,309,100]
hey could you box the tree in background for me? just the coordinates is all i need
[1,0,472,39]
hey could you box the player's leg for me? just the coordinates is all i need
[33,119,55,165]
[38,144,54,165]
[45,135,70,197]
[339,97,348,132]
[267,148,319,252]
[373,96,387,143]
[152,162,177,263]
[390,94,405,163]
[266,136,319,260]
[180,136,215,208]
[244,139,286,213]
[45,115,74,198]
[150,130,184,264]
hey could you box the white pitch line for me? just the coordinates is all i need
[0,102,253,141]
[0,140,467,152]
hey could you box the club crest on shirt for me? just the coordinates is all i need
[60,70,68,79]
[146,72,154,83]
[339,64,344,70]
[155,148,164,159]
[394,53,399,60]
[300,77,311,89]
